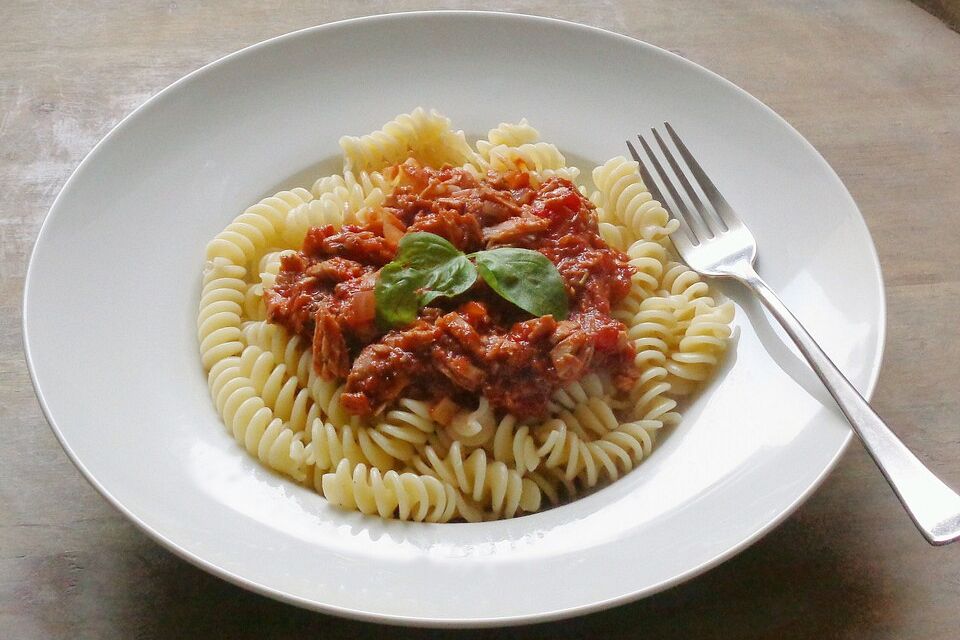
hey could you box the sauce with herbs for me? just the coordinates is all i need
[266,160,638,418]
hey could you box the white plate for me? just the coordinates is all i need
[23,12,885,627]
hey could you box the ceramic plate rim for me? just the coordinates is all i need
[22,10,886,627]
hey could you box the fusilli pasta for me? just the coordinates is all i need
[322,458,459,523]
[592,156,678,244]
[411,443,542,521]
[199,110,734,522]
[340,107,481,173]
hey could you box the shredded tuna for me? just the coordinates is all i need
[265,160,637,418]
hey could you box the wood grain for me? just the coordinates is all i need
[2,1,959,638]
[913,0,960,30]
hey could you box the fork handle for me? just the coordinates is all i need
[736,263,960,545]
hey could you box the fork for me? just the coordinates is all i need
[627,124,960,546]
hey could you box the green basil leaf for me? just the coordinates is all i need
[473,247,569,319]
[394,232,462,270]
[374,262,422,327]
[375,232,478,328]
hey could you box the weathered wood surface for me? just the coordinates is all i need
[913,0,960,30]
[2,1,958,638]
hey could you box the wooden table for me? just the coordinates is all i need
[3,1,959,637]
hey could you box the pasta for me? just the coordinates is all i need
[198,260,246,369]
[592,156,679,243]
[205,188,312,265]
[339,107,481,173]
[322,458,459,523]
[476,119,541,159]
[237,344,314,433]
[446,397,497,448]
[198,110,734,522]
[535,418,631,488]
[306,419,411,474]
[492,414,540,475]
[410,443,542,521]
[484,142,580,182]
[207,353,310,481]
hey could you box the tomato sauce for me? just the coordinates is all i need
[266,160,638,418]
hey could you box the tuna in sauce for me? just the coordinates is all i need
[266,160,639,419]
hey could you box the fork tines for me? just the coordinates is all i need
[627,124,733,247]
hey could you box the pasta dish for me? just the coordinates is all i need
[198,110,734,522]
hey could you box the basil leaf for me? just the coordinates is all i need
[473,248,569,319]
[375,232,477,327]
[376,232,569,328]
[374,262,422,327]
[394,232,462,270]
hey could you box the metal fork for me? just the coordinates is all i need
[628,124,960,545]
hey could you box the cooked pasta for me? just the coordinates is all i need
[535,419,631,488]
[282,198,345,246]
[205,188,311,265]
[484,142,580,182]
[198,110,734,522]
[207,355,310,481]
[492,414,540,475]
[446,397,497,448]
[340,107,481,173]
[237,344,314,432]
[321,459,459,522]
[306,419,412,474]
[198,260,246,369]
[598,221,633,252]
[476,119,541,159]
[591,156,679,243]
[411,443,541,521]
[527,465,579,506]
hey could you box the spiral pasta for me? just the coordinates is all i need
[533,379,662,488]
[235,344,316,433]
[306,419,413,475]
[476,119,541,160]
[485,142,580,183]
[591,156,679,244]
[664,300,736,395]
[206,188,312,267]
[548,373,608,412]
[411,443,541,521]
[282,198,345,246]
[623,240,671,305]
[240,320,312,382]
[340,108,482,173]
[598,221,633,252]
[321,459,458,523]
[242,251,289,321]
[312,168,392,202]
[492,414,540,475]
[527,465,579,506]
[361,398,443,466]
[199,111,734,522]
[549,397,621,439]
[534,419,633,488]
[446,397,496,448]
[285,171,393,246]
[207,355,309,481]
[198,260,246,369]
